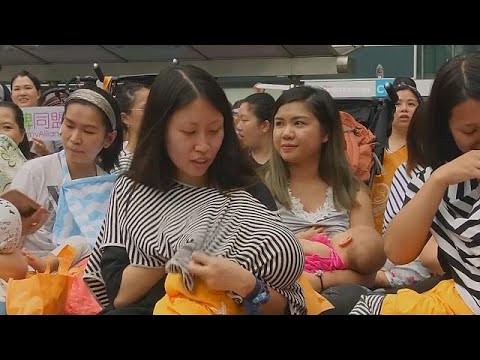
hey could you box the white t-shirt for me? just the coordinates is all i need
[11,153,106,256]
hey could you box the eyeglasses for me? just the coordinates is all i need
[130,108,145,112]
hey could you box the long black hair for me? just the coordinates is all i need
[127,64,257,191]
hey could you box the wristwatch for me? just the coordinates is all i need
[243,278,270,315]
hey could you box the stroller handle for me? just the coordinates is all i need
[384,82,398,104]
[93,63,105,82]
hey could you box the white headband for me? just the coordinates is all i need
[66,89,117,130]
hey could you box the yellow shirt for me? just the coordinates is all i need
[371,146,408,233]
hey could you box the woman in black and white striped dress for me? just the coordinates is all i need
[375,104,438,289]
[84,64,307,315]
[112,82,150,175]
[351,51,480,315]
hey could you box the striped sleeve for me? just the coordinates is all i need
[239,217,306,314]
[260,230,306,315]
[383,163,425,234]
[112,151,133,175]
[404,167,433,204]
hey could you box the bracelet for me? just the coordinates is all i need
[243,278,270,315]
[314,270,325,292]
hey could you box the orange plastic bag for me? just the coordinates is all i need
[64,257,102,315]
[6,245,76,315]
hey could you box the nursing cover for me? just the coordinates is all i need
[52,151,118,248]
[0,134,27,192]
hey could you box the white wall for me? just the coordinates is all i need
[223,88,284,104]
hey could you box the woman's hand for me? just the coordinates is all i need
[432,150,480,187]
[296,226,325,241]
[188,251,256,298]
[252,83,266,93]
[21,207,48,236]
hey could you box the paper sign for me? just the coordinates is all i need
[22,106,64,141]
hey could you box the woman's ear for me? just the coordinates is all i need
[103,130,117,149]
[261,120,271,133]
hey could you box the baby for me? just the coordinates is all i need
[0,198,28,282]
[300,226,386,275]
[0,196,78,282]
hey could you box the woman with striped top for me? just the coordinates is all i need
[351,51,480,314]
[84,64,307,315]
[112,82,150,175]
[375,103,440,289]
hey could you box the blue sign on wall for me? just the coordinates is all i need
[375,79,394,98]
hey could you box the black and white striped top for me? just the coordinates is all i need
[84,176,307,314]
[383,162,424,234]
[112,150,134,175]
[405,167,480,314]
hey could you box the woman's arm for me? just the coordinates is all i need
[419,236,444,276]
[101,246,130,304]
[385,151,480,265]
[114,265,165,309]
[304,269,375,292]
[384,173,447,265]
[349,186,376,228]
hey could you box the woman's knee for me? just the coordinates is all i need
[320,284,370,315]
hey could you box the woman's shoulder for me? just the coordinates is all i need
[244,181,278,211]
[22,153,61,174]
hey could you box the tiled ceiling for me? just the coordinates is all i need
[0,45,343,65]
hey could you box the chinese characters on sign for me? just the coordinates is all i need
[23,106,64,141]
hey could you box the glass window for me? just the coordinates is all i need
[418,45,480,79]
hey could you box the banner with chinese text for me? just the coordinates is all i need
[23,106,63,141]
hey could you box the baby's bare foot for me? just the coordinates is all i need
[21,248,47,273]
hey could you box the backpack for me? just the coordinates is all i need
[340,111,375,183]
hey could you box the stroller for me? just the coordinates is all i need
[93,63,156,96]
[0,84,12,102]
[39,74,99,106]
[334,83,397,187]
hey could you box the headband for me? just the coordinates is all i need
[66,89,117,130]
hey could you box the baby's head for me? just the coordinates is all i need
[330,226,386,275]
[0,198,22,254]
